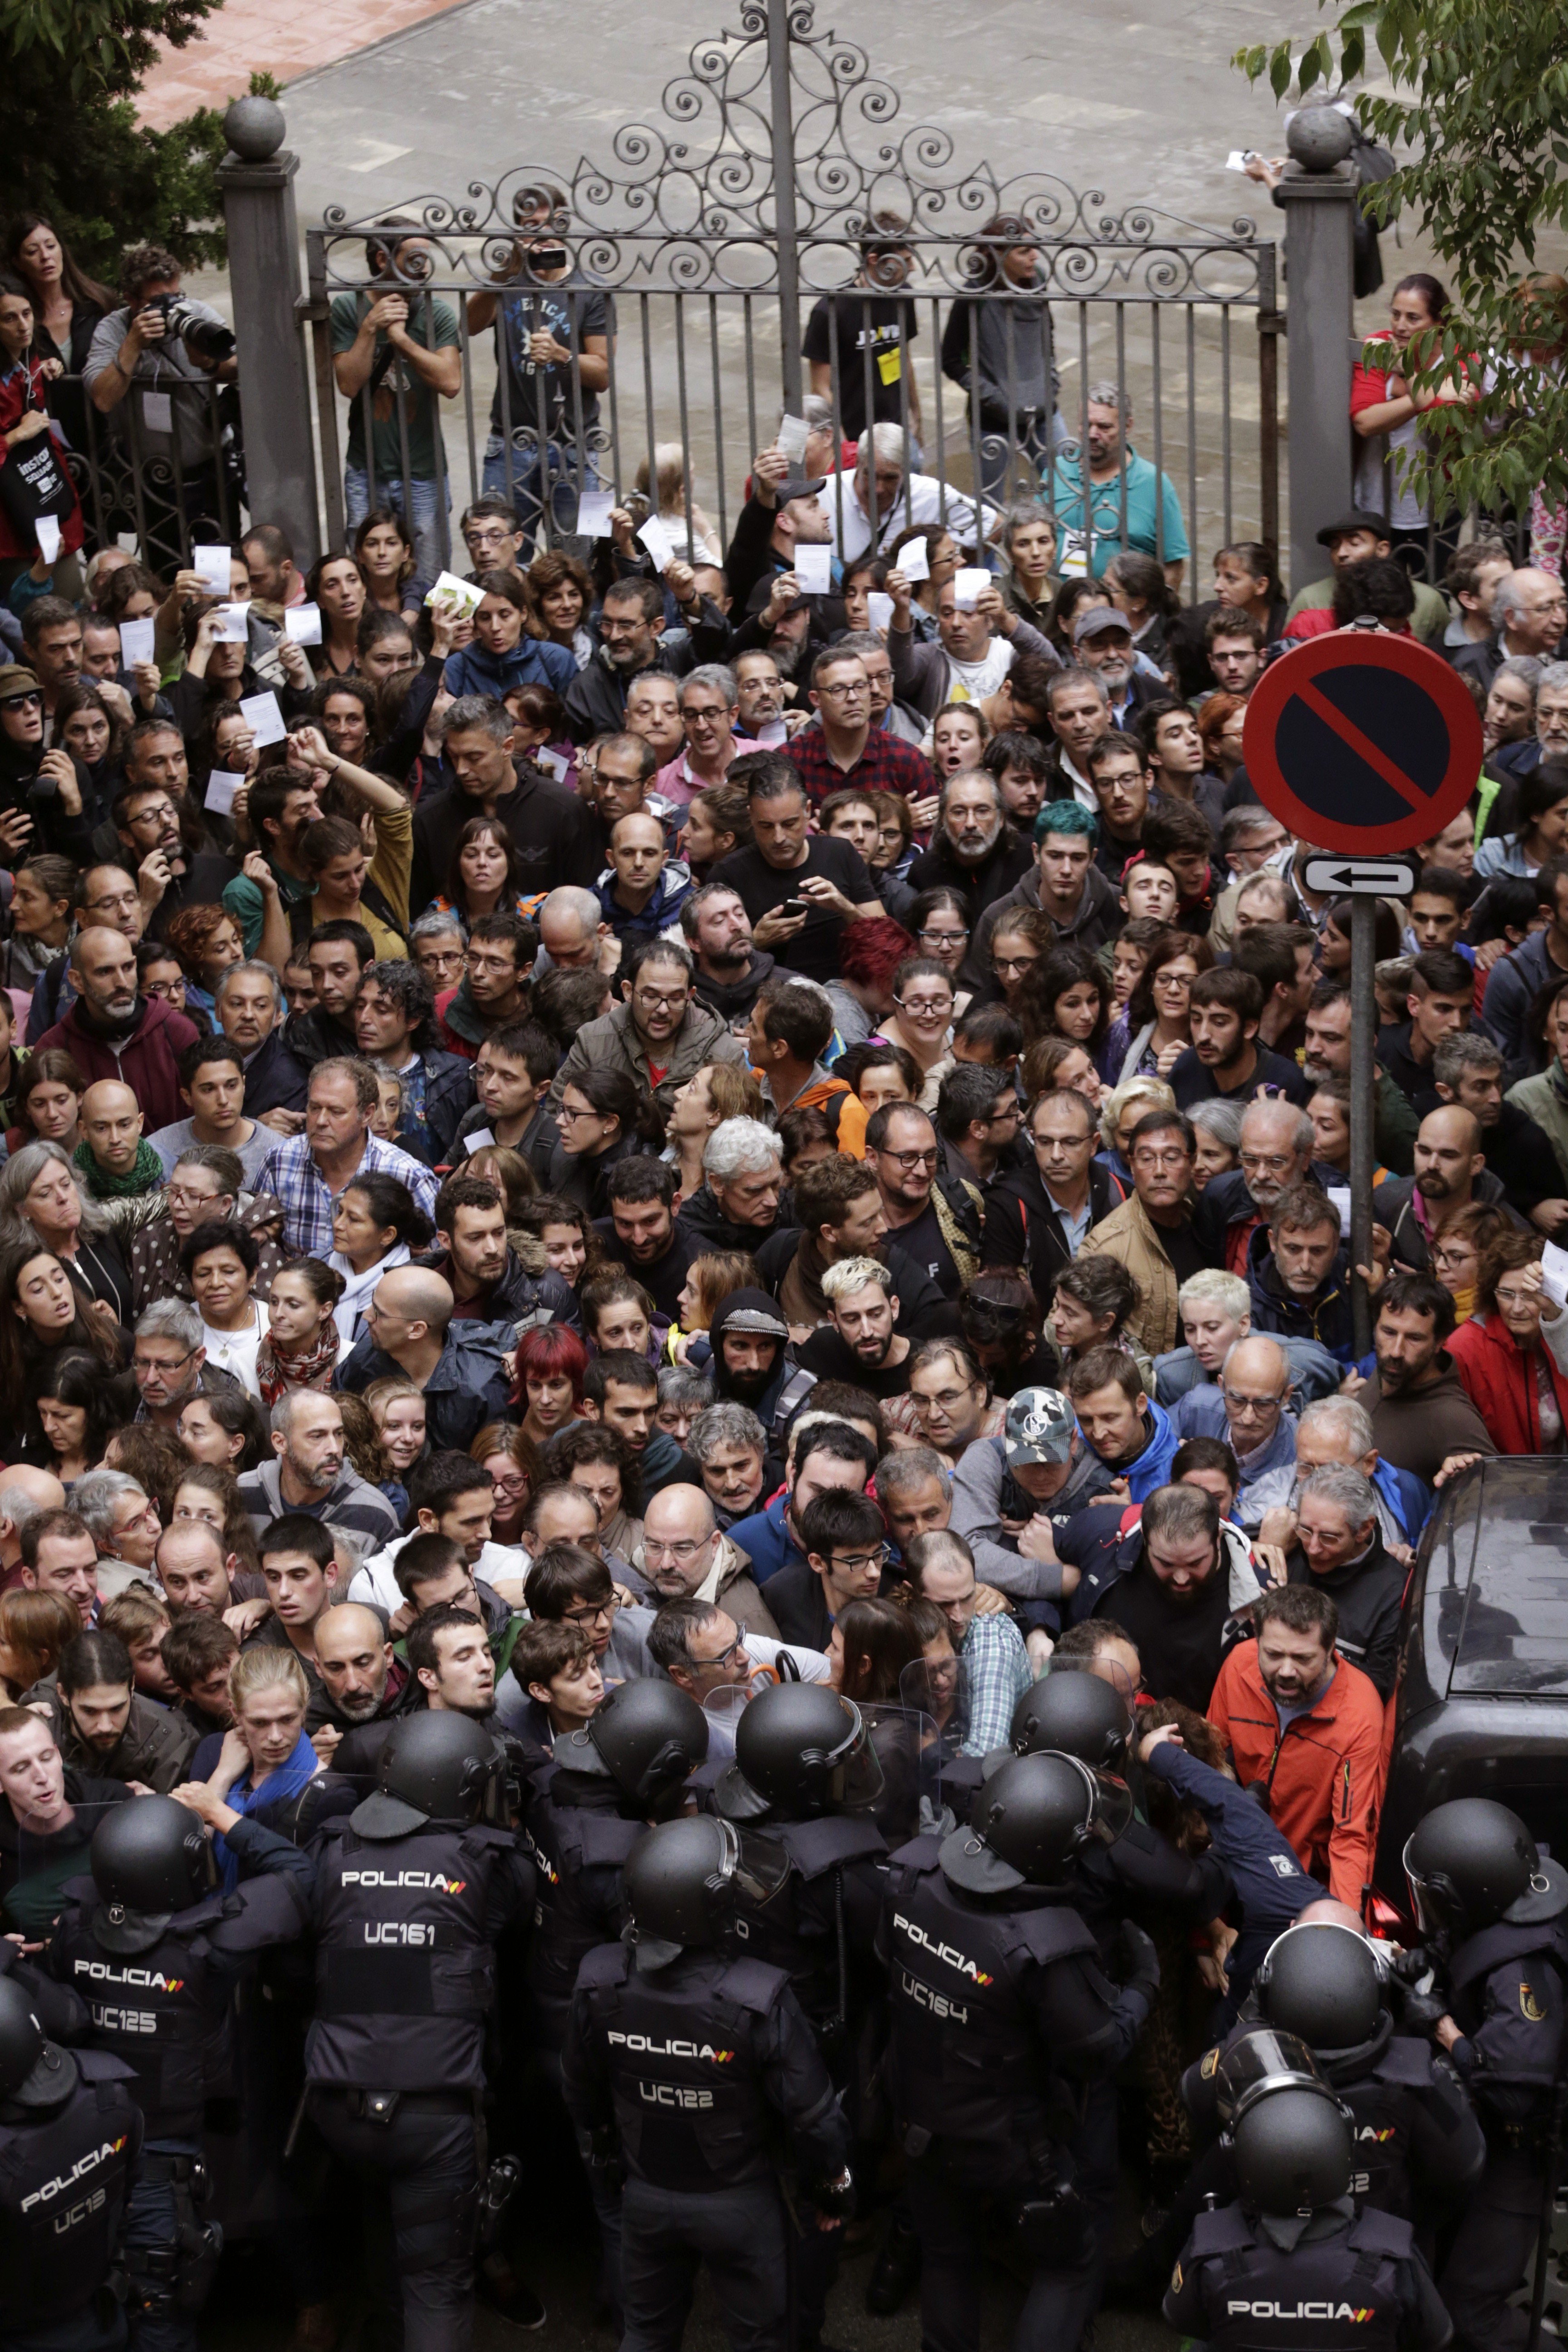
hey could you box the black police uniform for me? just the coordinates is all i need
[304,1803,531,2352]
[0,2044,143,2352]
[523,1767,646,2057]
[881,1832,1154,2352]
[47,1822,312,2352]
[563,1941,851,2352]
[1434,1915,1568,2352]
[1163,2199,1453,2352]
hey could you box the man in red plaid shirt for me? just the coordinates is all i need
[782,646,934,810]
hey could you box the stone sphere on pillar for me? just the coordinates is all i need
[225,96,287,162]
[1286,102,1356,173]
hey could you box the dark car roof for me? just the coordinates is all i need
[1421,1457,1568,1699]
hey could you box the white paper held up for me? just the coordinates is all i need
[238,691,287,747]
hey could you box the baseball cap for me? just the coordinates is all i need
[777,466,828,502]
[1004,1387,1075,1468]
[1314,509,1392,548]
[1073,607,1133,644]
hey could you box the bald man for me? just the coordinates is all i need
[77,1077,157,1199]
[309,1600,418,1760]
[338,1264,513,1449]
[1171,1333,1297,1523]
[1375,1103,1505,1274]
[156,1520,261,1624]
[640,1480,782,1638]
[0,1467,66,1585]
[537,884,613,974]
[33,923,199,1132]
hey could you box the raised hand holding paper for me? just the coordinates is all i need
[238,691,287,748]
[637,515,676,573]
[776,414,810,464]
[118,618,157,668]
[193,544,231,596]
[793,543,832,597]
[205,770,246,816]
[953,568,991,611]
[576,491,614,537]
[211,605,250,644]
[35,515,60,566]
[425,571,484,618]
[866,592,895,633]
[898,537,930,584]
[1543,1241,1568,1313]
[285,604,324,647]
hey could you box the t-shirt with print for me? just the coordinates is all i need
[802,293,920,442]
[708,835,878,986]
[330,293,460,483]
[488,276,616,442]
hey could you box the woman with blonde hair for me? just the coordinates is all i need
[633,443,722,564]
[173,1646,319,1889]
[664,1062,767,1202]
[1098,1075,1177,1184]
[671,1249,762,1364]
[365,1377,428,1513]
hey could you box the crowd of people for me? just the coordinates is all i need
[0,206,1563,2352]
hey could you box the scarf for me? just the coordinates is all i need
[255,1321,342,1409]
[212,1729,319,1893]
[73,1137,165,1199]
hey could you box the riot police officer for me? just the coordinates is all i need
[712,1680,889,2350]
[524,1679,711,2058]
[882,1748,1161,2352]
[1162,2053,1452,2352]
[304,1710,533,2352]
[0,1974,142,2352]
[46,1793,312,2352]
[562,1814,853,2352]
[1403,1798,1568,2352]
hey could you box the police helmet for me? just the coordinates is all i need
[91,1794,215,1951]
[1009,1671,1132,1772]
[1255,1923,1385,2050]
[623,1814,790,1972]
[1404,1798,1568,1939]
[0,1976,70,2110]
[1212,2026,1325,2128]
[352,1711,510,1839]
[1231,2083,1353,2217]
[939,1750,1133,1895]
[715,1682,882,1823]
[556,1679,709,1811]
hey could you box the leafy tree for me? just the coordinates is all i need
[1238,5,1568,517]
[0,0,275,284]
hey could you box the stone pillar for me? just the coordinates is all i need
[1275,105,1359,597]
[219,97,320,565]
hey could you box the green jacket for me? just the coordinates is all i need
[1507,1067,1568,1188]
[1374,1065,1418,1177]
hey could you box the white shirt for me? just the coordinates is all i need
[201,1302,269,1401]
[815,471,996,563]
[349,1535,530,1616]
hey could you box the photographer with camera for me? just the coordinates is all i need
[332,222,462,585]
[83,242,240,569]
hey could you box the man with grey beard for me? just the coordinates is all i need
[906,770,1034,909]
[1073,605,1166,725]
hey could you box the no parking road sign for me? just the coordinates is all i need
[1242,632,1483,857]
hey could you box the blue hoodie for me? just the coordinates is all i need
[1245,1220,1356,1365]
[1079,1394,1180,1501]
[442,635,576,700]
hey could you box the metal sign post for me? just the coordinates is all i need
[1349,893,1378,1361]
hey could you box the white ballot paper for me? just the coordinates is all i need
[238,691,286,748]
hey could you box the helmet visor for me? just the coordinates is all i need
[1401,1834,1462,1939]
[729,1825,793,1907]
[1084,1765,1135,1849]
[1213,2027,1323,2127]
[818,1695,885,1813]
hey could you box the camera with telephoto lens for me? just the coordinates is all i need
[147,293,236,367]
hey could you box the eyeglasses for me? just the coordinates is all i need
[833,1544,890,1573]
[562,1598,617,1627]
[133,1346,196,1376]
[917,926,969,945]
[643,1537,711,1564]
[634,988,689,1011]
[558,1104,601,1124]
[167,1182,224,1208]
[693,1627,747,1672]
[817,680,869,701]
[893,996,950,1018]
[1221,1386,1285,1419]
[877,1146,938,1170]
[1151,969,1194,991]
[993,951,1039,974]
[1240,1151,1297,1176]
[86,892,138,916]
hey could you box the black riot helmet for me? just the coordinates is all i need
[622,1814,790,1972]
[352,1711,510,1839]
[1231,2081,1354,2217]
[940,1750,1133,1895]
[91,1795,216,1951]
[1255,1923,1386,2050]
[556,1679,709,1813]
[1010,1671,1133,1772]
[1212,2026,1326,2129]
[0,1975,71,2111]
[715,1681,882,1823]
[1404,1798,1568,1940]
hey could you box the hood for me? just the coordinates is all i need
[1112,1511,1261,1613]
[1247,1218,1350,1314]
[638,1428,686,1486]
[709,1288,790,1347]
[680,1188,782,1253]
[439,976,487,1047]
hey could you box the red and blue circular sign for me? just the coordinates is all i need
[1242,632,1484,858]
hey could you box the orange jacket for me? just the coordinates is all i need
[1206,1638,1387,1911]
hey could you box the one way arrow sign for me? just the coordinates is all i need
[1303,855,1417,899]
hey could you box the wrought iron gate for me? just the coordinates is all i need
[304,0,1279,589]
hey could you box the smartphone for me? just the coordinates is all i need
[780,898,807,919]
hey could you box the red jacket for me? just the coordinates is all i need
[34,993,201,1134]
[0,357,84,562]
[1446,1309,1568,1456]
[1207,1637,1387,1909]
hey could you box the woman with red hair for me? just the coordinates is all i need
[825,916,917,1157]
[514,1323,588,1450]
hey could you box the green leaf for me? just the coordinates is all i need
[1270,44,1295,98]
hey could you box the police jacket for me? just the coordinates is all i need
[1443,1915,1568,2128]
[562,1942,851,2195]
[0,2049,142,2331]
[48,1819,312,2139]
[880,1835,1153,2156]
[1163,2199,1452,2352]
[523,1769,647,2053]
[306,1812,532,2094]
[711,1807,887,2041]
[1182,2008,1485,2223]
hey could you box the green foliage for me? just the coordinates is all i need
[1236,0,1568,515]
[0,0,277,284]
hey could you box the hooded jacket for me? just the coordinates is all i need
[1246,1220,1357,1365]
[691,947,775,1026]
[1285,1531,1407,1701]
[548,999,748,1117]
[28,1687,198,1794]
[708,1288,816,1443]
[1446,1305,1568,1459]
[1206,1637,1388,1910]
[336,1321,515,1451]
[1083,1393,1182,1502]
[677,1187,796,1257]
[980,1155,1128,1317]
[413,1243,580,1333]
[965,859,1125,989]
[410,766,598,916]
[34,991,201,1135]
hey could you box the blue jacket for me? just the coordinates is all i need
[1078,1395,1179,1502]
[1170,1382,1298,1518]
[1142,1738,1321,2002]
[1154,1337,1343,1409]
[1245,1221,1356,1365]
[594,858,694,941]
[1373,1456,1431,1545]
[726,1492,798,1588]
[442,636,576,700]
[1481,926,1558,1069]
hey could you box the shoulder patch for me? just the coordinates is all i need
[1200,2047,1220,2078]
[1521,1980,1548,2023]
